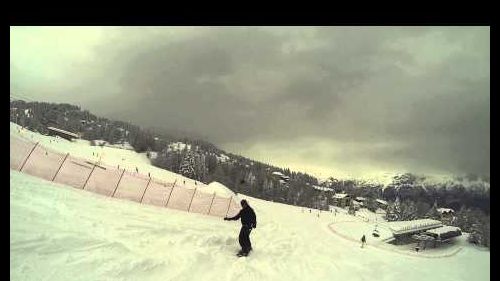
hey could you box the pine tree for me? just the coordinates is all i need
[426,200,441,220]
[179,150,196,179]
[385,197,402,221]
[400,200,417,220]
[366,198,378,213]
[348,201,356,215]
[193,152,207,182]
[468,222,483,245]
[393,196,401,219]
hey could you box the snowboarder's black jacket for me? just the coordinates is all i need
[226,206,257,228]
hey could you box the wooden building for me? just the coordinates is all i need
[47,127,79,141]
[332,193,351,208]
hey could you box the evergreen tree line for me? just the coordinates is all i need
[10,100,321,206]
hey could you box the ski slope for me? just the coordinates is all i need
[11,123,202,189]
[10,123,489,281]
[10,170,489,281]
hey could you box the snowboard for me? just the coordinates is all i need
[236,248,252,257]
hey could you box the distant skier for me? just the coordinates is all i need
[224,199,257,257]
[361,234,366,248]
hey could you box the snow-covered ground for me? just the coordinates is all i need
[10,123,489,281]
[11,123,201,189]
[10,170,489,281]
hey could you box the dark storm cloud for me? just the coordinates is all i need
[11,27,489,177]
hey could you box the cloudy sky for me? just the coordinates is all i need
[10,26,490,180]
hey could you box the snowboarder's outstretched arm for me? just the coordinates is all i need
[224,210,241,221]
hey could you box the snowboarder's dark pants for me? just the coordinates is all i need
[239,225,252,253]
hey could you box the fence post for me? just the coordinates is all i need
[225,196,233,217]
[140,177,152,203]
[51,153,69,181]
[111,169,126,197]
[19,142,39,171]
[187,188,197,212]
[82,163,97,190]
[165,185,175,208]
[207,192,216,215]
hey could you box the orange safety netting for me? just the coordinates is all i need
[84,164,122,196]
[189,190,215,215]
[53,156,94,188]
[10,136,37,170]
[141,180,173,207]
[21,145,66,181]
[227,198,242,218]
[10,136,235,217]
[114,172,150,202]
[167,186,196,211]
[208,196,232,217]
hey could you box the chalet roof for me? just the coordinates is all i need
[437,208,455,214]
[388,219,443,236]
[424,226,462,240]
[313,185,334,192]
[333,193,349,199]
[376,199,388,205]
[425,226,461,235]
[47,127,79,138]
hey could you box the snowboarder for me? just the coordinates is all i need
[361,234,366,248]
[224,199,257,257]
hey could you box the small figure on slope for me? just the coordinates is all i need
[361,234,366,248]
[224,199,257,257]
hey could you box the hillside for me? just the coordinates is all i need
[10,100,490,218]
[10,122,490,280]
[10,168,490,281]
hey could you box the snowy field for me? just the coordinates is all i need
[10,170,489,281]
[11,123,203,189]
[10,123,489,281]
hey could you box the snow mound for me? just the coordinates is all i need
[204,182,237,198]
